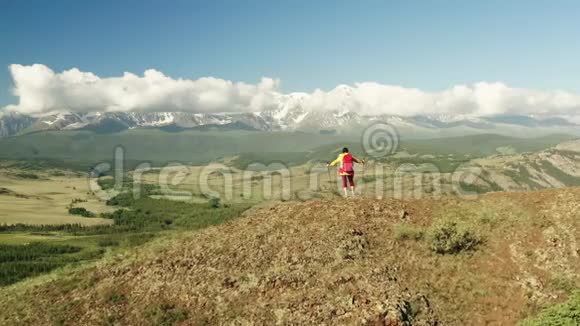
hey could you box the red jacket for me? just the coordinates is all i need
[329,153,362,175]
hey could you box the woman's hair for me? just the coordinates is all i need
[342,147,349,153]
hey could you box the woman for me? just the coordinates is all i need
[328,147,364,197]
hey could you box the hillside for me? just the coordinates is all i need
[470,139,580,191]
[309,133,575,159]
[1,188,579,325]
[0,129,574,170]
[0,129,342,167]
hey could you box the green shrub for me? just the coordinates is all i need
[394,223,424,241]
[97,177,136,191]
[428,219,481,254]
[146,303,188,326]
[521,291,580,326]
[68,207,96,218]
[209,197,221,208]
[97,238,120,247]
[125,233,156,247]
[106,192,135,207]
[97,178,116,191]
[105,292,126,304]
[549,276,577,294]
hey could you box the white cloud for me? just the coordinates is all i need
[5,64,580,121]
[297,82,580,120]
[5,64,280,115]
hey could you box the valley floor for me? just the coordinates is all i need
[0,167,113,226]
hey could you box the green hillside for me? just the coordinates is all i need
[309,133,576,160]
[0,130,574,172]
[0,129,343,167]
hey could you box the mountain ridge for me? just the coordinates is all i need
[1,108,578,138]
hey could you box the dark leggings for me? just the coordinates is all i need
[341,172,355,188]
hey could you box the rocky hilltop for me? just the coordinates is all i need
[1,187,579,325]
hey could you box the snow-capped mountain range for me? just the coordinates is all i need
[0,106,578,138]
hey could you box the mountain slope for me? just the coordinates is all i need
[1,188,579,325]
[469,139,580,191]
[0,112,35,137]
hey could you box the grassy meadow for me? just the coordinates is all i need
[0,167,113,226]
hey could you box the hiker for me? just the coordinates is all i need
[327,147,364,197]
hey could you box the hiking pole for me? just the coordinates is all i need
[326,161,332,186]
[362,157,367,181]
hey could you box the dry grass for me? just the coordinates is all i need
[0,187,579,325]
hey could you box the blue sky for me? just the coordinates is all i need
[1,0,580,108]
